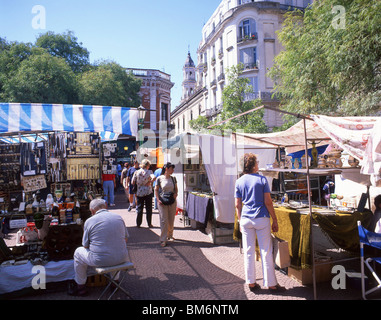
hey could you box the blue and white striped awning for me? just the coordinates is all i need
[0,103,138,137]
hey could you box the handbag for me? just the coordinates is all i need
[131,171,138,193]
[158,176,176,206]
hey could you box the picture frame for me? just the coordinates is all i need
[184,161,193,171]
[186,173,197,187]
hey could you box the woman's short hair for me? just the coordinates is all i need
[89,198,107,212]
[240,153,258,174]
[141,159,151,168]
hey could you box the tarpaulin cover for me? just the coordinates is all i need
[0,103,138,137]
[311,115,381,187]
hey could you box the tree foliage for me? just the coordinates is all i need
[35,31,90,73]
[219,64,267,133]
[2,52,77,104]
[189,63,268,133]
[268,0,381,116]
[78,61,142,107]
[0,31,141,107]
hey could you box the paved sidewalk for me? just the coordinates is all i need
[7,190,363,301]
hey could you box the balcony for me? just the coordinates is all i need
[244,91,280,102]
[237,32,258,44]
[203,63,208,73]
[217,73,225,83]
[218,49,224,59]
[242,62,258,71]
[210,79,217,89]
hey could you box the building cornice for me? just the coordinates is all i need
[198,1,305,53]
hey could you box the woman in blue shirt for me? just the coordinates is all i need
[235,153,285,292]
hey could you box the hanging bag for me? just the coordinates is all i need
[158,176,176,206]
[131,170,138,193]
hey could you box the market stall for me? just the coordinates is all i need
[232,112,381,299]
[0,102,138,295]
[163,132,275,244]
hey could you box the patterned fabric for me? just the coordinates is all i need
[133,168,153,197]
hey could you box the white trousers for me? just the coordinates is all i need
[74,247,121,285]
[240,217,277,287]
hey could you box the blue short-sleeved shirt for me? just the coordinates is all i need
[235,173,271,219]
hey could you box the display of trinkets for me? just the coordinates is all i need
[67,132,100,156]
[20,142,47,176]
[0,144,21,191]
[48,132,67,183]
[101,142,118,174]
[66,158,100,180]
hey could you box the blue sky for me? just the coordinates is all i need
[0,0,221,109]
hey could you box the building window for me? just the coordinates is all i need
[238,18,256,40]
[248,76,259,93]
[240,47,257,69]
[161,103,168,122]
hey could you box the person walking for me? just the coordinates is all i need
[121,162,131,201]
[153,166,163,210]
[132,159,155,228]
[154,162,177,247]
[235,153,285,292]
[127,160,139,211]
[102,172,116,207]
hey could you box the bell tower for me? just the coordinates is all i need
[181,51,196,102]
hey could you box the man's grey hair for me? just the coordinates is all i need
[89,198,107,212]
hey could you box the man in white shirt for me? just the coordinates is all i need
[69,199,129,296]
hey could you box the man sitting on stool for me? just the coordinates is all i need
[69,198,129,296]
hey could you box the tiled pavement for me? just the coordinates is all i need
[6,190,364,302]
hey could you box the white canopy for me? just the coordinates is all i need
[233,115,381,187]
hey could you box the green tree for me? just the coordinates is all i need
[1,52,78,104]
[78,61,141,107]
[189,64,268,133]
[268,0,381,116]
[36,31,90,73]
[189,115,211,133]
[218,64,267,133]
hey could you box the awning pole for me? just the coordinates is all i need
[303,118,317,300]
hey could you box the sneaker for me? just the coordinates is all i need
[109,203,116,207]
[128,206,132,212]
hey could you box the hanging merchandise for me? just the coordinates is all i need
[20,142,47,176]
[101,142,118,174]
[48,133,67,183]
[0,144,21,192]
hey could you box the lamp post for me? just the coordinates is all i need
[137,105,147,148]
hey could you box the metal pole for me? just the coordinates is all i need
[303,118,317,300]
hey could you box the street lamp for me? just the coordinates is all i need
[137,105,146,147]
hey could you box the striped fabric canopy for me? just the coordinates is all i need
[0,103,138,137]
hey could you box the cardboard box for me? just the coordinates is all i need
[288,260,333,285]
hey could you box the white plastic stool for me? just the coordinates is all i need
[95,261,135,300]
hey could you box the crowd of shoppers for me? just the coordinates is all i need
[70,153,291,297]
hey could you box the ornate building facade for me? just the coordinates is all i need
[126,68,174,134]
[171,0,313,134]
